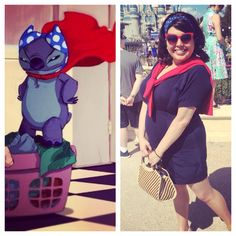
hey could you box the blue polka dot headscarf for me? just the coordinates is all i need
[19,25,68,57]
[163,15,193,33]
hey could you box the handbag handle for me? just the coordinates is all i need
[141,156,163,169]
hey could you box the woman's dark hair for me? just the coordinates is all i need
[157,11,209,65]
[210,5,224,11]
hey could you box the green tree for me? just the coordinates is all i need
[221,5,231,37]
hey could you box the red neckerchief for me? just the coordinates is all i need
[27,11,115,80]
[143,58,213,117]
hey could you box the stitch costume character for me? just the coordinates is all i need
[18,12,115,147]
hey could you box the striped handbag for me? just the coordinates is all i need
[138,157,177,201]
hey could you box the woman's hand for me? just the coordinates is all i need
[120,96,127,105]
[5,147,14,168]
[126,96,135,106]
[148,151,161,167]
[139,137,152,157]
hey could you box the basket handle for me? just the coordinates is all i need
[141,156,162,169]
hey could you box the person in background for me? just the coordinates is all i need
[139,11,231,231]
[120,32,144,158]
[147,42,153,66]
[151,40,158,63]
[202,5,228,108]
[225,35,231,64]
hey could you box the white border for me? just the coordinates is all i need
[115,4,121,233]
[0,1,4,234]
[1,0,235,235]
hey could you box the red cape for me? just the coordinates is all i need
[27,11,115,79]
[143,58,213,117]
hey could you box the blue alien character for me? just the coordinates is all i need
[16,12,115,147]
[18,25,78,147]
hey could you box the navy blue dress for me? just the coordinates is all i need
[140,65,212,184]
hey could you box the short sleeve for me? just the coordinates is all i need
[178,66,212,110]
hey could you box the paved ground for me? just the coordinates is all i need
[120,105,231,231]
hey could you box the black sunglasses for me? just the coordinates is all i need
[165,32,193,44]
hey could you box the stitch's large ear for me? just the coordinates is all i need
[52,24,62,34]
[19,25,34,48]
[24,25,34,35]
[19,25,43,50]
[45,24,68,54]
[20,25,34,39]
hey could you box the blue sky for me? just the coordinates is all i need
[177,5,208,18]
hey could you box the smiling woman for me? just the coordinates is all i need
[157,12,209,66]
[137,11,231,231]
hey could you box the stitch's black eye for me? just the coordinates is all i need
[20,57,29,63]
[48,55,60,62]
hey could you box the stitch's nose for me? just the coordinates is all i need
[30,57,44,70]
